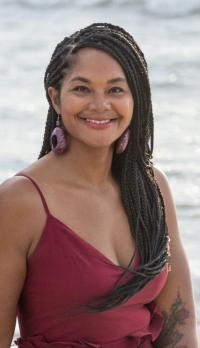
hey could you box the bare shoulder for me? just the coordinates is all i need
[152,164,171,193]
[152,163,178,204]
[152,164,176,216]
[0,173,42,214]
[0,174,47,258]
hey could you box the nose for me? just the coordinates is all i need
[88,92,111,112]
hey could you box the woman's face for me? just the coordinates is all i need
[48,48,134,151]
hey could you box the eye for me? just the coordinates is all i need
[73,85,90,93]
[109,87,124,94]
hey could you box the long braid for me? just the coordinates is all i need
[38,23,169,311]
[38,37,75,159]
[38,107,55,158]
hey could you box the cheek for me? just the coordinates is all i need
[128,97,134,115]
[119,97,134,118]
[60,95,85,116]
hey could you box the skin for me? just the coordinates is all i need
[0,48,198,347]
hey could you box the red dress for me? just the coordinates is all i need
[14,173,168,348]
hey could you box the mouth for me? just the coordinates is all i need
[77,116,118,125]
[77,115,118,129]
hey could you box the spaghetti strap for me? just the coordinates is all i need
[15,173,49,215]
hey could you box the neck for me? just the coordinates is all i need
[48,142,116,190]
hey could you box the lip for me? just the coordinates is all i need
[78,116,117,121]
[77,116,117,129]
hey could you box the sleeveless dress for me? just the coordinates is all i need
[14,173,168,348]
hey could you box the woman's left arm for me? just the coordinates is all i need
[153,166,199,348]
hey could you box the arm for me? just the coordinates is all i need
[152,166,199,348]
[0,177,37,347]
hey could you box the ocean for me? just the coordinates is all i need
[0,0,199,342]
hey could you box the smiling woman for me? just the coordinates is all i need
[0,23,198,348]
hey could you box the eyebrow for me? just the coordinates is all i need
[70,76,127,84]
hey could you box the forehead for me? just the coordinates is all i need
[67,48,126,80]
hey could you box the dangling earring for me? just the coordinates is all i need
[115,128,130,154]
[51,114,68,155]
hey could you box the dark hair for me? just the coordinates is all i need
[39,23,169,312]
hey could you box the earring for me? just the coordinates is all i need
[115,128,130,154]
[51,115,68,155]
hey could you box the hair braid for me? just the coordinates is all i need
[38,107,56,158]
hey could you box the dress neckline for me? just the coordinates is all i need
[48,213,138,272]
[15,172,138,272]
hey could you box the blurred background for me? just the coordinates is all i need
[0,0,199,343]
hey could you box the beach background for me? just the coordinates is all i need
[0,0,199,343]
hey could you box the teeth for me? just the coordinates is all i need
[85,119,111,124]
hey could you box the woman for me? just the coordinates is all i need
[0,23,198,347]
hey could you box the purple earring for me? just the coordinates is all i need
[51,115,68,155]
[115,128,130,154]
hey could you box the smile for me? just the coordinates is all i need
[83,119,113,124]
[78,116,117,123]
[77,116,118,129]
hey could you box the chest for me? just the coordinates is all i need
[47,185,135,269]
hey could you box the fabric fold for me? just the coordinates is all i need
[15,335,148,348]
[15,302,163,347]
[127,301,164,342]
[15,335,101,347]
[147,301,164,341]
[15,302,163,348]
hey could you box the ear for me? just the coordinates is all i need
[48,87,61,114]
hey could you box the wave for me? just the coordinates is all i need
[1,0,200,17]
[145,0,200,18]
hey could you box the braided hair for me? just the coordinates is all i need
[39,23,169,312]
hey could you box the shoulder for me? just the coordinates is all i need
[0,174,47,258]
[0,175,34,213]
[0,174,42,212]
[152,165,170,192]
[152,165,176,213]
[152,163,176,211]
[152,165,180,247]
[152,165,186,275]
[0,153,53,212]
